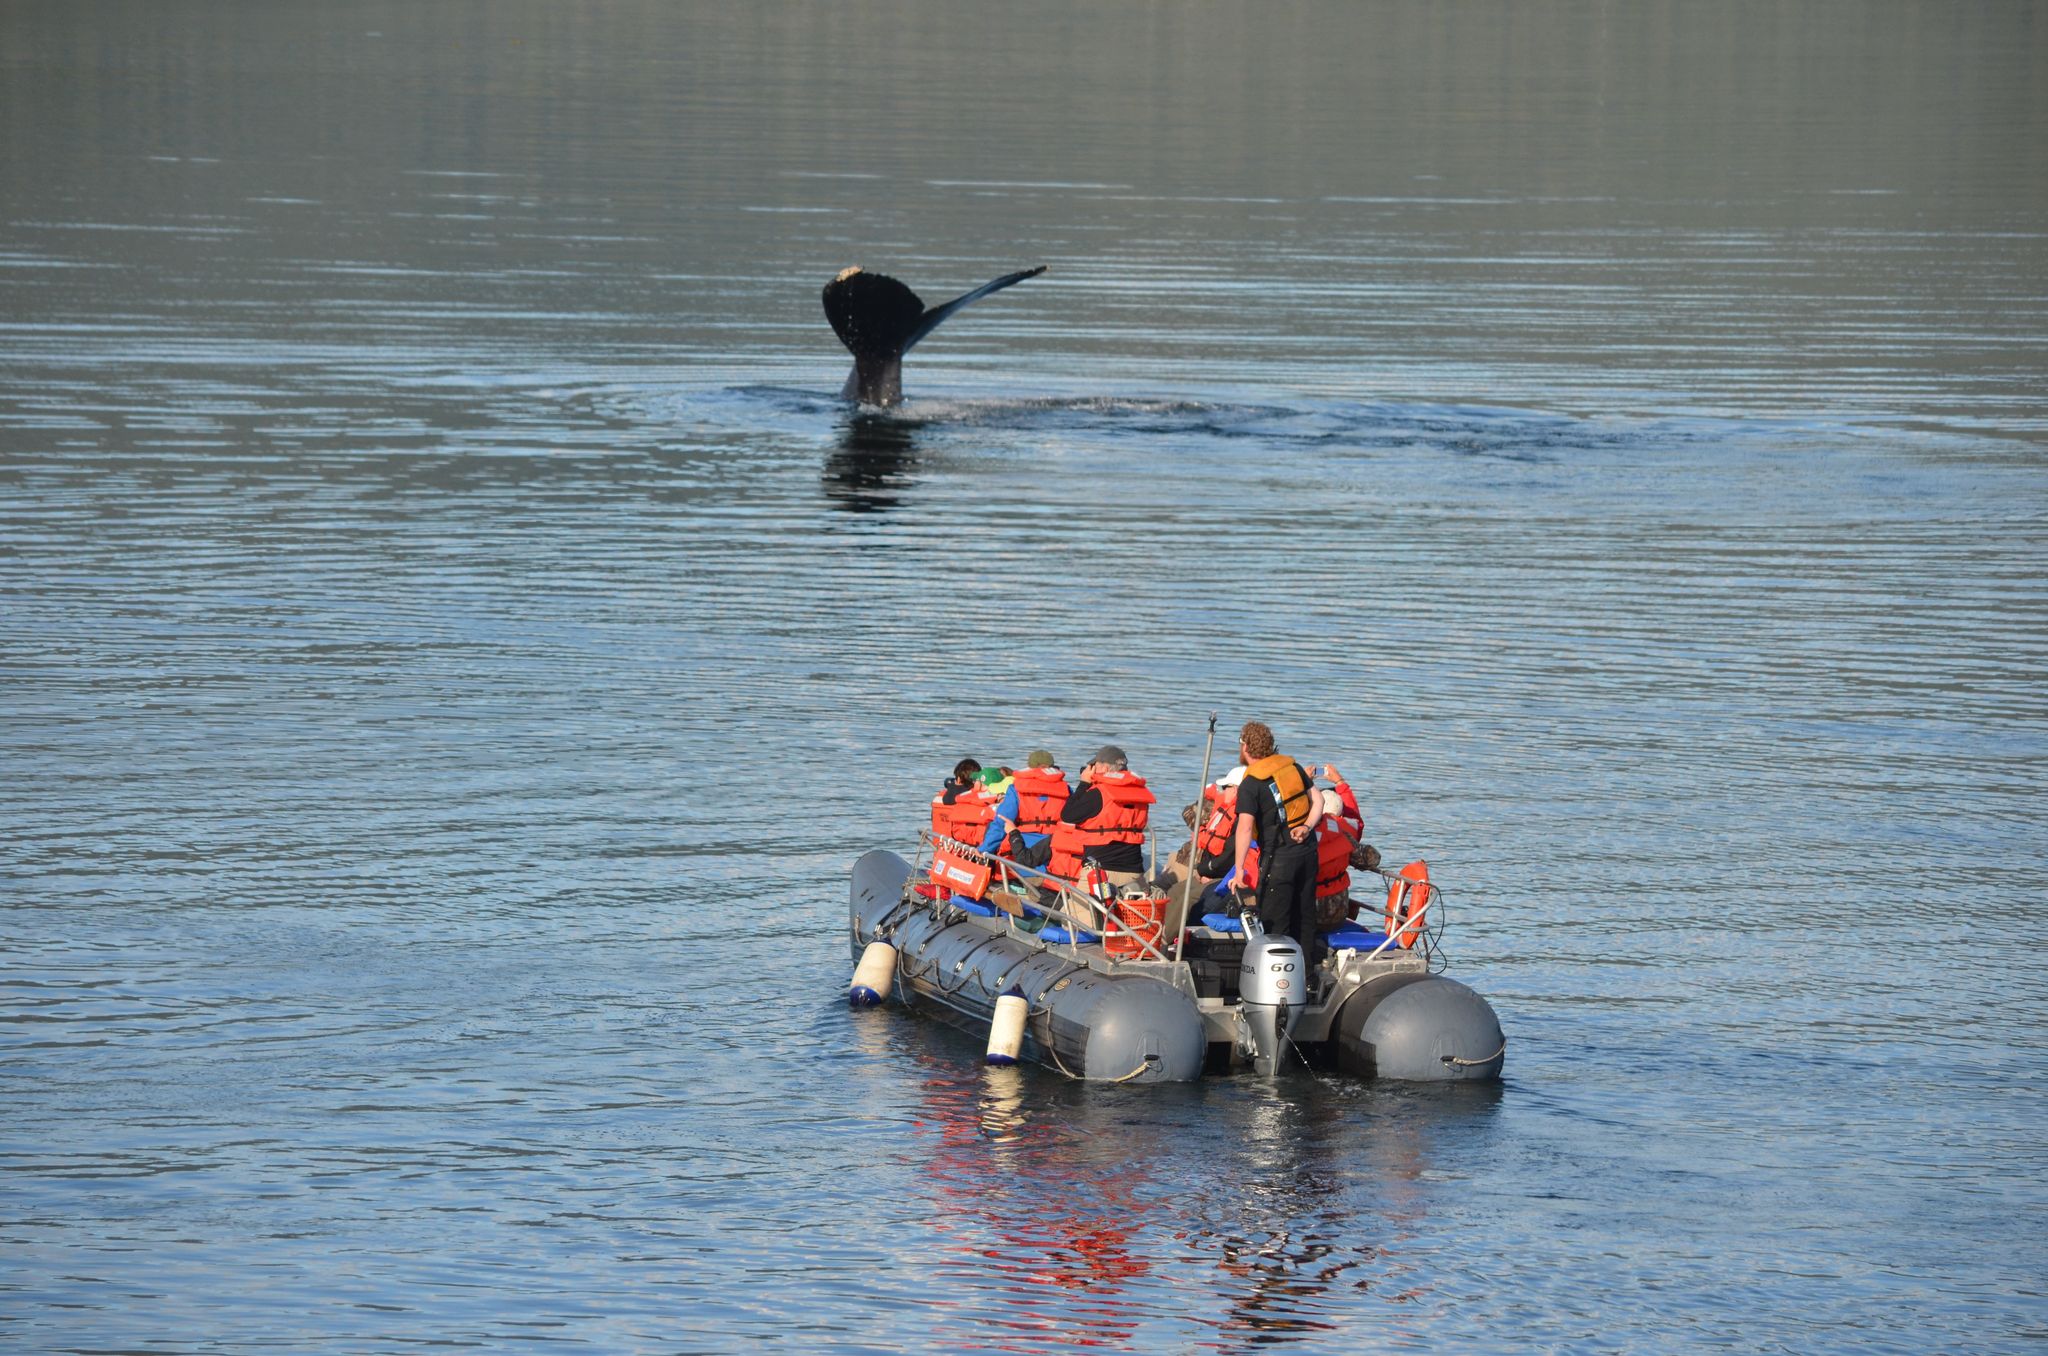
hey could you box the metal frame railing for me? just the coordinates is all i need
[912,831,1177,966]
[1335,866,1446,966]
[909,829,1447,974]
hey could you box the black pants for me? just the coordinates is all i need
[1256,848,1322,964]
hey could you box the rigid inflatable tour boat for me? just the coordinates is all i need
[846,831,1506,1085]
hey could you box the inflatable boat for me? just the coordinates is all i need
[846,836,1506,1085]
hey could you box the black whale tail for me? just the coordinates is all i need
[822,265,1045,407]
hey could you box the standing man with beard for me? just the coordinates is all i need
[1230,721,1325,966]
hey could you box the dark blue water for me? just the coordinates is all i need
[5,3,2046,1351]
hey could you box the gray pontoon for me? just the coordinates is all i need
[847,836,1506,1085]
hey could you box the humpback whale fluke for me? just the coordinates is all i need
[823,265,1046,407]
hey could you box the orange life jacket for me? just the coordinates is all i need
[931,789,994,847]
[1316,815,1360,898]
[1194,783,1238,861]
[1048,770,1155,880]
[1008,766,1069,836]
[1245,754,1314,832]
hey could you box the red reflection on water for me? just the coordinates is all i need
[906,1062,1157,1352]
[883,1035,1479,1352]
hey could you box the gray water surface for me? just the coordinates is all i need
[4,3,2047,1352]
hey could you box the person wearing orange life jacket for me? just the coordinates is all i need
[1230,721,1326,965]
[930,757,998,848]
[1191,767,1246,878]
[1317,764,1385,872]
[1196,766,1270,897]
[933,757,980,822]
[1048,745,1156,896]
[979,749,1068,871]
[1312,784,1365,929]
[1150,765,1246,935]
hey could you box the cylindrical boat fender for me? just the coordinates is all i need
[986,988,1028,1065]
[1333,973,1505,1082]
[849,940,898,1007]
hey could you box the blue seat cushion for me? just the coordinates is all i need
[1037,925,1099,945]
[951,895,999,917]
[1201,916,1392,949]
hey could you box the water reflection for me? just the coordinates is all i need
[899,1051,1503,1352]
[911,1061,1154,1351]
[823,413,920,513]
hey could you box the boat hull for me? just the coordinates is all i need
[849,848,1506,1084]
[850,850,1206,1083]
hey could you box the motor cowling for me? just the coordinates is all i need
[1237,934,1305,1075]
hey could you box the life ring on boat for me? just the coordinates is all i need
[1384,860,1431,949]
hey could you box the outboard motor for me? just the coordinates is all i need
[1235,913,1305,1076]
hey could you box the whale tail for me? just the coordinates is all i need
[823,265,1045,407]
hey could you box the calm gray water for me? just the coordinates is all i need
[4,3,2046,1351]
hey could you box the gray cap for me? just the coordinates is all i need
[1026,749,1055,768]
[1090,744,1127,767]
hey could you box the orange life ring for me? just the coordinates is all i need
[1384,859,1431,949]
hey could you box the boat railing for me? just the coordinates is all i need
[1338,867,1445,967]
[910,833,1444,972]
[913,832,1178,966]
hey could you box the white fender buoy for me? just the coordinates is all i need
[849,941,897,1007]
[985,988,1028,1065]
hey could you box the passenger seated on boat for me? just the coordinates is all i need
[1149,802,1210,936]
[1044,745,1155,928]
[933,757,980,832]
[1152,767,1243,934]
[1051,746,1154,888]
[1183,766,1245,874]
[979,749,1067,871]
[1313,766,1386,923]
[939,757,980,803]
[931,757,999,848]
[1312,777,1366,928]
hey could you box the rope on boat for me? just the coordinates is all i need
[900,921,1049,1001]
[903,949,980,1000]
[1018,966,1153,1083]
[1443,1039,1507,1068]
[1027,962,1088,1008]
[1042,1037,1157,1084]
[940,932,1010,997]
[1108,1057,1160,1083]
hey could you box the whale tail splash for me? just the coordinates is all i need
[822,265,1045,407]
